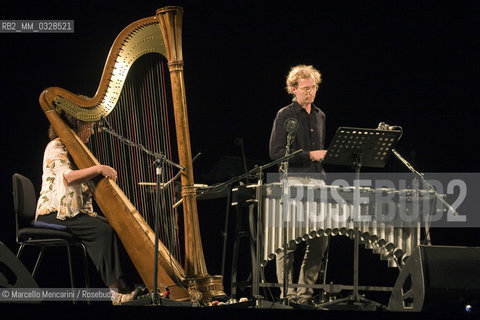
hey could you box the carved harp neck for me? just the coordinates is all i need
[40,14,167,121]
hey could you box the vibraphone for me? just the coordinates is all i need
[261,183,441,268]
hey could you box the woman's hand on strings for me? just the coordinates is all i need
[99,165,117,181]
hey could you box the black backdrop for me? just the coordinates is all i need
[1,0,479,298]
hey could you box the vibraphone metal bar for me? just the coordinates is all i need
[261,183,439,268]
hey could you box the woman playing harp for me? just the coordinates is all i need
[38,6,225,303]
[36,110,137,305]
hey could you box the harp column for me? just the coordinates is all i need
[156,6,225,302]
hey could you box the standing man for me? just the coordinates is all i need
[269,64,328,305]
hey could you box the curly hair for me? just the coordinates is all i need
[47,95,94,140]
[47,106,82,140]
[285,65,322,95]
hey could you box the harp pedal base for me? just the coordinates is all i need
[184,274,228,303]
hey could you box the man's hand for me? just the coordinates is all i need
[309,150,327,162]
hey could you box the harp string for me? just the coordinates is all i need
[152,58,178,259]
[146,56,178,260]
[88,53,181,262]
[159,60,182,260]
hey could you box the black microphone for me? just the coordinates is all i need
[284,117,299,134]
[98,116,112,133]
[97,116,105,133]
[283,118,298,163]
[96,117,104,133]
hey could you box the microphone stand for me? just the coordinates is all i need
[195,149,304,200]
[390,148,461,245]
[152,156,165,305]
[280,131,295,305]
[192,149,303,305]
[247,149,302,305]
[235,137,249,182]
[99,123,184,305]
[377,122,461,244]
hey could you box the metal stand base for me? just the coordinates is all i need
[319,295,387,311]
[316,229,388,311]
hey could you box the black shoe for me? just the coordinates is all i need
[288,296,318,310]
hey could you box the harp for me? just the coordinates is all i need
[38,6,225,302]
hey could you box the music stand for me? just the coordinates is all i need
[321,126,401,309]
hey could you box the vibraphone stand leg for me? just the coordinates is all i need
[220,186,232,280]
[230,202,257,299]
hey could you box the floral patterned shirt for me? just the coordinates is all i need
[36,138,96,220]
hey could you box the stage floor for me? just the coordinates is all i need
[1,300,476,320]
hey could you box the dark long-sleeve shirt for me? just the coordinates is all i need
[269,100,326,174]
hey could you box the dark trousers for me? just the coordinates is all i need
[37,212,123,287]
